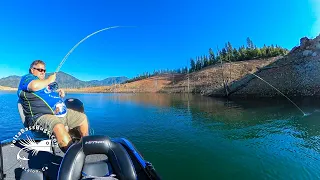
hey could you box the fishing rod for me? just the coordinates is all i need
[55,26,135,72]
[48,26,135,92]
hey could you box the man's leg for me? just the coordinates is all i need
[52,123,72,152]
[65,109,89,137]
[78,119,89,137]
[34,114,72,152]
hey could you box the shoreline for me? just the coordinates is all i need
[2,88,320,99]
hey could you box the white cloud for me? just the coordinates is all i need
[310,0,320,37]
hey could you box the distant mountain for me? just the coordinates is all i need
[87,77,129,86]
[0,72,128,88]
[0,75,21,88]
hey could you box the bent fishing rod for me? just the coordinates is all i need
[55,26,135,73]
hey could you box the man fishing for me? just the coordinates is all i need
[17,60,89,152]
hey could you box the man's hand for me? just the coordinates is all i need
[57,89,65,98]
[48,73,56,84]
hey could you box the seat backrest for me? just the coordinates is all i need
[17,101,26,126]
[58,135,137,180]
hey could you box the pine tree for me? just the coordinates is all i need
[261,44,267,58]
[203,55,209,67]
[209,48,216,65]
[221,48,227,62]
[238,46,246,61]
[232,48,240,61]
[246,37,254,49]
[196,57,201,70]
[190,58,195,72]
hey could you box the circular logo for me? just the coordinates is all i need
[10,125,58,173]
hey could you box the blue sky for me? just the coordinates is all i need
[0,0,318,81]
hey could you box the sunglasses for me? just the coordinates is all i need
[33,67,46,73]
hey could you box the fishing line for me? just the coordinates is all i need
[55,25,136,72]
[221,57,307,116]
[251,73,306,116]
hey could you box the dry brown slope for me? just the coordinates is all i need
[65,75,172,93]
[66,57,280,94]
[161,56,281,94]
[0,86,17,91]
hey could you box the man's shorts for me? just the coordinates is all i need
[34,109,87,134]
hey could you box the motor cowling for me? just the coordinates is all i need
[64,98,84,113]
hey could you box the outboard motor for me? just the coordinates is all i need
[57,135,137,180]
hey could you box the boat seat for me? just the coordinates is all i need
[58,135,137,180]
[17,100,27,127]
[17,101,70,137]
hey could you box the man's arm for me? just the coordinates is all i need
[27,73,56,91]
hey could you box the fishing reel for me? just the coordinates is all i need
[48,82,59,92]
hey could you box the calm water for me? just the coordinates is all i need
[1,91,320,180]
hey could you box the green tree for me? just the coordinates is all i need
[220,48,227,62]
[209,48,216,65]
[196,57,201,71]
[232,48,240,61]
[203,55,209,67]
[190,58,195,72]
[238,46,246,61]
[246,37,254,49]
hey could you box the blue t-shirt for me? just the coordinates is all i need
[17,74,67,122]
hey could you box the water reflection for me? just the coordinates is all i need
[103,93,320,153]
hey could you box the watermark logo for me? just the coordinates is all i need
[85,140,106,145]
[10,125,58,173]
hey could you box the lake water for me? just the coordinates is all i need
[1,91,320,180]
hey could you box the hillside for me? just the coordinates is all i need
[66,74,172,93]
[160,57,280,94]
[212,35,320,97]
[0,76,21,88]
[0,72,128,88]
[68,57,279,94]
